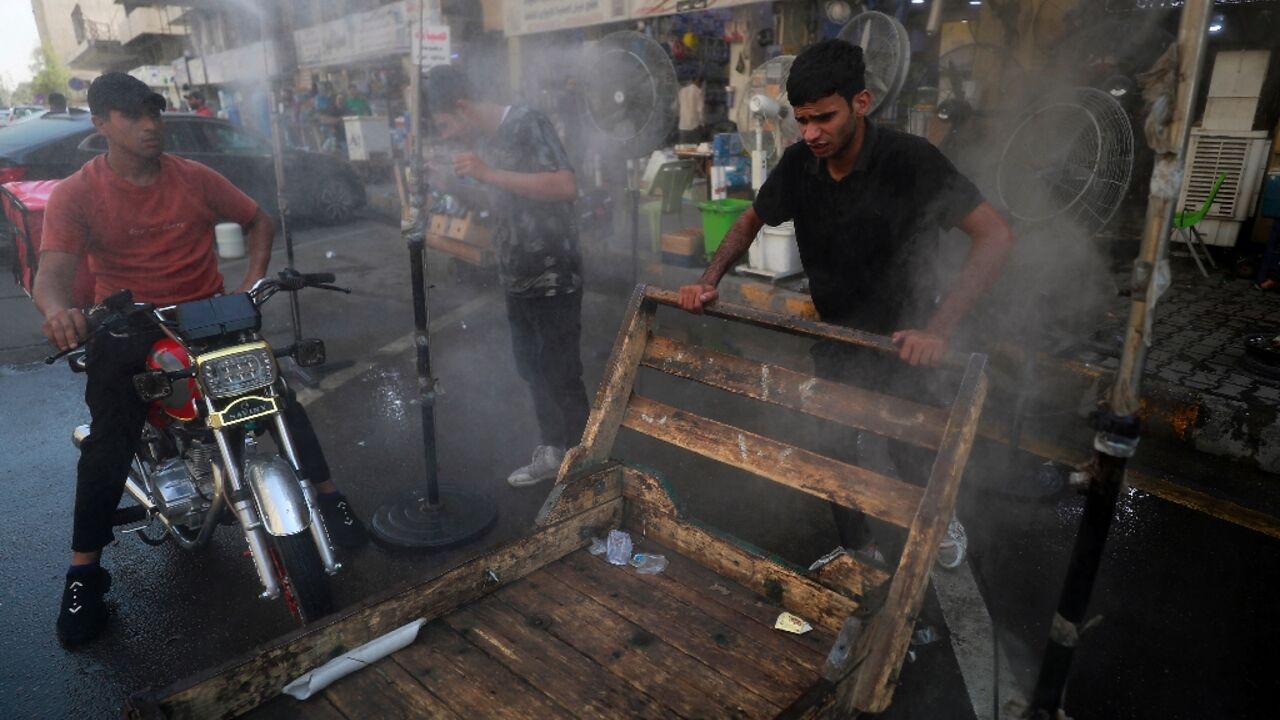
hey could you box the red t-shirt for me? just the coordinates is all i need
[41,154,258,305]
[194,106,215,117]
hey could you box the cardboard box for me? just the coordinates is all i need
[661,228,703,256]
[447,212,495,248]
[430,213,449,236]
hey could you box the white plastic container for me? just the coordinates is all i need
[343,116,391,161]
[748,228,765,269]
[214,222,245,259]
[761,221,799,273]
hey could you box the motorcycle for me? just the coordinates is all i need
[50,270,349,625]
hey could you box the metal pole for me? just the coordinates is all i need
[1028,1,1214,715]
[369,0,495,549]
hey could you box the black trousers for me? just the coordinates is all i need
[810,340,945,551]
[505,291,590,451]
[73,332,331,553]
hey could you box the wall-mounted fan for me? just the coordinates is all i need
[583,31,679,159]
[734,56,800,190]
[838,11,910,117]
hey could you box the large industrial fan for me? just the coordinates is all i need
[734,56,800,190]
[583,31,679,159]
[837,10,910,117]
[583,31,680,285]
[996,87,1134,238]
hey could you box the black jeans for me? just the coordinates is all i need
[505,291,589,450]
[810,340,945,551]
[73,332,331,553]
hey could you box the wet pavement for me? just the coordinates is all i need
[1,216,1278,719]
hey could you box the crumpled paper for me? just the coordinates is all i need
[282,618,427,700]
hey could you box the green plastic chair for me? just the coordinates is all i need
[640,160,696,251]
[1172,173,1226,278]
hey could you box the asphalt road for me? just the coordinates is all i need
[1,217,1277,719]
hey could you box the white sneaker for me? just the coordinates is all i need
[507,445,565,487]
[936,517,968,569]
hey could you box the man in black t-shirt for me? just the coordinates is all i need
[424,66,587,488]
[678,40,1014,568]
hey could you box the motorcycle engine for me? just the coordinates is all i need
[151,441,216,525]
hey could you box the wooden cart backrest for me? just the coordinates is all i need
[557,285,989,715]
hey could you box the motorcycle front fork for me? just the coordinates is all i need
[209,409,340,601]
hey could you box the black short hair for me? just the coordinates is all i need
[423,65,471,116]
[786,39,866,107]
[87,72,167,118]
[49,93,67,105]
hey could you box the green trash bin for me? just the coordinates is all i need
[697,198,753,259]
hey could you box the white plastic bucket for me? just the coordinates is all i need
[748,228,765,269]
[761,221,799,273]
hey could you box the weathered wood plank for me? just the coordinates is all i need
[561,285,655,478]
[642,287,968,369]
[619,468,890,605]
[654,544,837,658]
[642,334,947,449]
[842,355,989,714]
[625,502,860,634]
[445,594,675,719]
[393,621,576,720]
[622,395,922,529]
[497,570,778,718]
[322,656,460,720]
[244,694,348,720]
[536,463,623,527]
[546,551,818,706]
[132,499,623,720]
[809,552,892,610]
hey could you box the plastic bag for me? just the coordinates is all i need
[606,529,632,566]
[630,553,668,574]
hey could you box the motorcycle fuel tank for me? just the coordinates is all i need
[146,338,199,421]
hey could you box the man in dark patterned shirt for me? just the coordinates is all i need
[424,66,588,487]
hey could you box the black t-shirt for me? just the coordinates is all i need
[753,121,983,334]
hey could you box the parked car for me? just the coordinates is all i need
[0,113,365,224]
[5,105,46,125]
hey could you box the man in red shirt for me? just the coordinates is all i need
[185,89,215,117]
[35,73,365,648]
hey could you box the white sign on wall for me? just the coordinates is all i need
[412,25,452,70]
[505,0,629,37]
[294,1,411,69]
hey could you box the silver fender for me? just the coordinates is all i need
[243,455,312,537]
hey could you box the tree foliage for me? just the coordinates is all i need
[29,44,71,100]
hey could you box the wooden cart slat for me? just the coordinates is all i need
[499,568,781,718]
[444,595,675,719]
[546,551,816,706]
[392,621,577,720]
[642,334,949,449]
[324,657,461,720]
[623,395,923,529]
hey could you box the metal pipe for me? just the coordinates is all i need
[926,0,946,35]
[1027,1,1214,715]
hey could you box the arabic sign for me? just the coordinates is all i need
[412,25,452,69]
[294,1,411,69]
[505,0,629,36]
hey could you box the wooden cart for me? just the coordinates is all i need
[125,285,989,719]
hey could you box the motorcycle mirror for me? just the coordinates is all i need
[294,338,327,368]
[132,370,173,402]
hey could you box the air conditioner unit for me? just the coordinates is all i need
[1176,128,1272,247]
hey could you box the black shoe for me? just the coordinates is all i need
[56,566,111,648]
[319,493,368,549]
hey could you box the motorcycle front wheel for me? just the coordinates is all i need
[270,531,334,625]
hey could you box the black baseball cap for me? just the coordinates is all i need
[87,72,167,117]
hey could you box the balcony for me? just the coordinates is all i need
[67,16,137,71]
[115,6,188,49]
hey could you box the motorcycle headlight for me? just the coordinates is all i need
[197,343,277,398]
